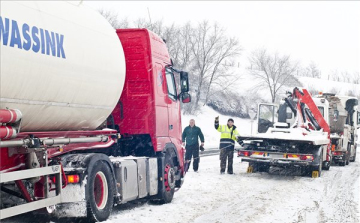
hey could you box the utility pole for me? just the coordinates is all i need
[147,7,152,24]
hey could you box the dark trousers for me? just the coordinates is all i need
[220,144,234,173]
[185,144,200,172]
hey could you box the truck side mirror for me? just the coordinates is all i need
[333,110,339,122]
[180,71,189,93]
[181,93,191,103]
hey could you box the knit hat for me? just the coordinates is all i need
[228,118,234,123]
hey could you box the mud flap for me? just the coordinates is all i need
[247,165,254,173]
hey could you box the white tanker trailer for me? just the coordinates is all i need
[0,1,191,222]
[1,1,126,132]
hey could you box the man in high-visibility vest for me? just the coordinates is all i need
[215,116,240,174]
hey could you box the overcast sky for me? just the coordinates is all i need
[84,1,360,78]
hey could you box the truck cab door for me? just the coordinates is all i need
[155,63,169,138]
[257,103,278,133]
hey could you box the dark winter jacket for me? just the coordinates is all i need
[182,125,205,146]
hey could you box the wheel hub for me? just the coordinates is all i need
[164,164,175,191]
[94,172,108,210]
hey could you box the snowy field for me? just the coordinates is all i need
[106,150,360,223]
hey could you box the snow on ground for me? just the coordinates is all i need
[298,77,360,96]
[104,149,360,223]
[181,106,254,148]
[4,150,359,223]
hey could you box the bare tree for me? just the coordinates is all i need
[170,23,193,71]
[341,71,351,83]
[98,9,129,28]
[300,61,321,78]
[96,12,245,115]
[329,70,341,82]
[352,71,360,84]
[190,21,242,111]
[134,18,165,36]
[329,70,360,84]
[248,49,301,103]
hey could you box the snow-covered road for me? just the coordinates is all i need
[104,150,360,223]
[4,150,359,223]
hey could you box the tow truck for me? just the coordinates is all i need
[237,87,332,178]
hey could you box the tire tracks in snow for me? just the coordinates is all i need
[294,157,360,223]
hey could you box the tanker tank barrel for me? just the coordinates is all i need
[0,1,126,132]
[0,109,22,124]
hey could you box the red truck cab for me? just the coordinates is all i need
[112,29,190,189]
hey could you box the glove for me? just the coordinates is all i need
[200,146,205,151]
[237,139,244,146]
[215,116,219,123]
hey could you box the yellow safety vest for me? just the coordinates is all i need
[217,125,240,142]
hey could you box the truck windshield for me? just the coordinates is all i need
[258,104,278,133]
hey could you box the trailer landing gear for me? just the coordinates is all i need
[247,163,269,173]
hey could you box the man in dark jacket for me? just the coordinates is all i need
[215,116,240,174]
[182,119,205,172]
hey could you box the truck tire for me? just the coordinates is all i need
[257,164,270,173]
[346,144,351,165]
[322,161,330,170]
[350,148,356,162]
[86,161,114,222]
[158,152,175,204]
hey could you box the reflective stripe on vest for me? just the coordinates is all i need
[217,125,237,141]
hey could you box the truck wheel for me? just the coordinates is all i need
[322,161,330,170]
[86,161,114,222]
[258,164,270,173]
[301,167,310,177]
[159,152,175,204]
[350,149,356,162]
